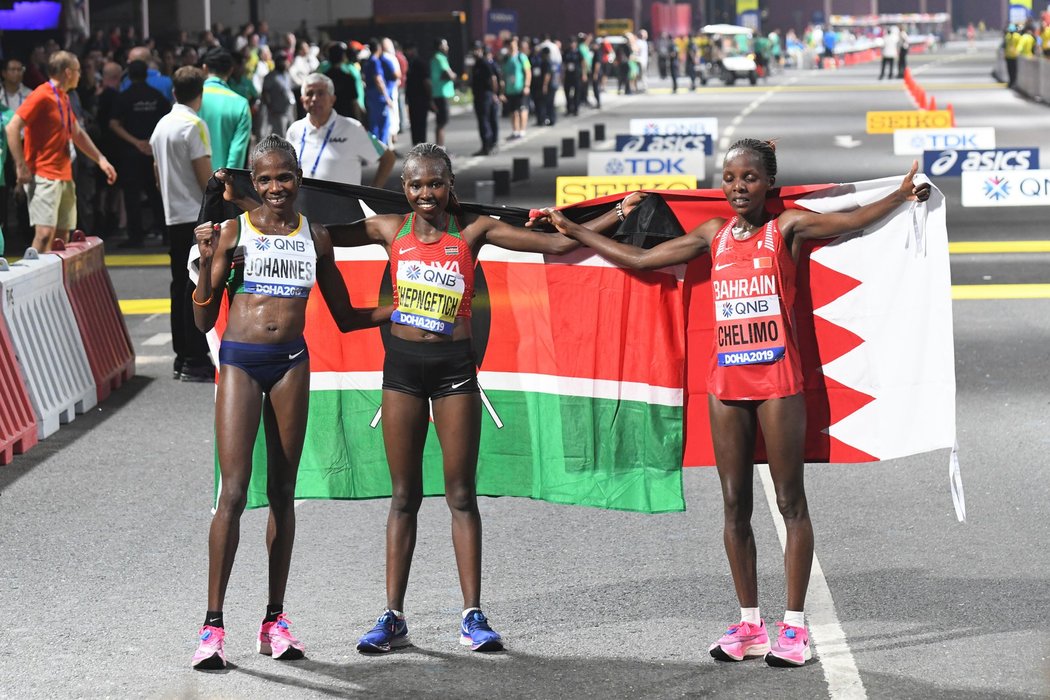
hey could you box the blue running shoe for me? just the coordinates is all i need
[356,610,410,654]
[459,610,503,652]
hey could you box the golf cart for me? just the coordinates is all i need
[699,24,758,85]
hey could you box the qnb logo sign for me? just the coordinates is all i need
[982,176,1011,200]
[961,169,1050,207]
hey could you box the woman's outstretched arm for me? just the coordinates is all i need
[546,208,720,270]
[779,160,932,245]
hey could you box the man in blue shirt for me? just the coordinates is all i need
[363,38,396,146]
[120,46,173,101]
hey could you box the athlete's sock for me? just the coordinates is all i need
[265,604,283,623]
[784,610,805,628]
[462,607,481,618]
[204,610,224,628]
[388,609,405,619]
[740,607,761,625]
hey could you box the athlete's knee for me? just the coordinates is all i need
[266,479,296,510]
[444,482,478,513]
[721,484,754,523]
[389,486,423,516]
[775,490,809,522]
[216,482,249,516]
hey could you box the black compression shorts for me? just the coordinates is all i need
[382,334,479,399]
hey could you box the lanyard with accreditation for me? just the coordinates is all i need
[49,80,77,160]
[298,121,335,177]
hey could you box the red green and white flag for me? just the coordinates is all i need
[202,206,687,514]
[196,174,960,519]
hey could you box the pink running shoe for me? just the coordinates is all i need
[765,621,812,667]
[258,614,305,660]
[708,619,770,661]
[192,625,227,670]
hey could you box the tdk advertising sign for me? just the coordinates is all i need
[960,169,1050,207]
[893,127,996,155]
[923,148,1040,177]
[588,152,707,179]
[629,117,719,138]
[615,134,714,155]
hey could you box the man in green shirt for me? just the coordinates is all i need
[429,38,456,146]
[198,48,251,170]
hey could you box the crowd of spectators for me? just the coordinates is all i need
[0,23,411,253]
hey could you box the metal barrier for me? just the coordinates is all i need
[1014,56,1049,102]
[0,248,97,439]
[50,232,135,402]
[0,285,38,463]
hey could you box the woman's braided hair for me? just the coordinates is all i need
[402,142,461,215]
[724,138,778,178]
[250,133,300,172]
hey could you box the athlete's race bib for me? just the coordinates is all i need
[393,259,464,335]
[243,233,316,298]
[712,273,785,366]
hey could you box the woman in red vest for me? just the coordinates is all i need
[544,138,930,667]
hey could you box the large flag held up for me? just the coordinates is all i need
[194,173,960,519]
[196,174,687,514]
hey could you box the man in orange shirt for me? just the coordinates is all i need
[5,50,117,252]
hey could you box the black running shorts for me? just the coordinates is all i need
[383,335,479,399]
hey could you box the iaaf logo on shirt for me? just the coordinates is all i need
[253,237,271,251]
[405,263,422,281]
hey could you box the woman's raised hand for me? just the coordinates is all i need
[195,221,220,260]
[545,209,577,237]
[900,160,932,202]
[214,169,237,202]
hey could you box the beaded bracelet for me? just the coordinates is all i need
[615,201,626,222]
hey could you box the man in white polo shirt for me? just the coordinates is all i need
[285,72,395,187]
[149,65,215,382]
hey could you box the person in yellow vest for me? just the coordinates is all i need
[1003,24,1022,88]
[1017,25,1036,58]
[1041,22,1050,58]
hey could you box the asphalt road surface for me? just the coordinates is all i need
[2,39,1048,699]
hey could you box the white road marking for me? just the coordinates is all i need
[758,464,866,698]
[142,333,171,346]
[714,79,796,167]
[133,355,171,365]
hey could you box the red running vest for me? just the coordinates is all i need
[389,212,475,335]
[707,216,803,401]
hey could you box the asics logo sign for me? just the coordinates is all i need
[615,134,714,154]
[925,148,1039,177]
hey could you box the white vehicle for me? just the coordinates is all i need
[700,24,758,86]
